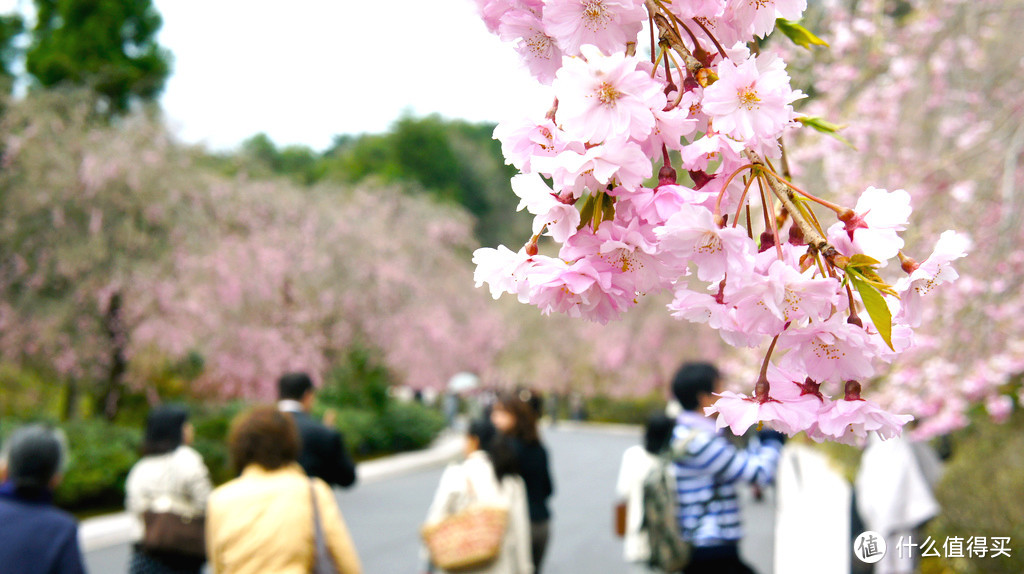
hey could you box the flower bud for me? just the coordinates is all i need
[898,251,919,274]
[688,170,712,190]
[658,164,677,186]
[696,67,718,88]
[788,223,805,246]
[843,380,863,401]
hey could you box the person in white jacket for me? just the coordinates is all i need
[125,405,213,574]
[424,419,533,574]
[615,413,676,572]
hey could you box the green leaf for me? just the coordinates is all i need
[775,18,829,50]
[577,190,617,231]
[797,116,855,149]
[846,254,882,268]
[849,273,895,351]
[577,193,597,231]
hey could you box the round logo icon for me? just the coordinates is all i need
[854,531,887,564]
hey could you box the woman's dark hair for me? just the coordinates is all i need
[644,413,676,455]
[228,406,300,473]
[468,418,519,481]
[142,405,189,456]
[494,391,539,443]
[671,362,720,411]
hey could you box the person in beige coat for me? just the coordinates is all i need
[206,406,361,574]
[423,419,532,574]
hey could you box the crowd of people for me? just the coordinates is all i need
[0,362,940,574]
[0,371,557,574]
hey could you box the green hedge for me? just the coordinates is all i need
[1,397,445,512]
[0,418,140,512]
[923,407,1024,574]
[330,401,446,458]
[584,393,668,425]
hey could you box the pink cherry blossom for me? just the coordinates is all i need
[832,186,913,262]
[655,203,756,282]
[500,10,564,84]
[511,173,581,242]
[777,313,878,383]
[542,0,646,56]
[701,52,805,147]
[472,245,533,300]
[553,45,666,143]
[730,0,807,39]
[727,259,840,336]
[531,135,651,195]
[524,254,633,323]
[816,394,914,443]
[895,229,970,327]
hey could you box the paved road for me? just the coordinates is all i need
[85,423,775,573]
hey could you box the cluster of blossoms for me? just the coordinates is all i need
[470,0,967,444]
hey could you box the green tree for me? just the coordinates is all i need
[0,13,22,88]
[26,0,171,114]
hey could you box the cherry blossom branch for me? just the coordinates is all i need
[744,152,837,260]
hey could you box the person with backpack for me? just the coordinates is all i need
[661,362,786,574]
[615,413,676,572]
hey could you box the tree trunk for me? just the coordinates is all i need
[99,290,127,421]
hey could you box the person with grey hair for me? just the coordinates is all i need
[0,424,87,573]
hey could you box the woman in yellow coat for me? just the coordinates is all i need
[206,406,361,574]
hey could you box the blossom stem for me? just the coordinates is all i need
[645,2,704,76]
[714,163,755,220]
[759,163,846,214]
[755,335,781,402]
[648,11,656,65]
[690,18,728,60]
[759,176,785,261]
[663,50,689,110]
[746,152,836,260]
[730,174,757,228]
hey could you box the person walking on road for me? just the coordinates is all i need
[491,391,554,574]
[0,424,87,574]
[206,406,361,574]
[423,418,533,574]
[615,413,676,572]
[669,362,785,574]
[125,405,213,574]
[278,372,357,488]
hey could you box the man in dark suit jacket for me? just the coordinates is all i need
[277,372,357,488]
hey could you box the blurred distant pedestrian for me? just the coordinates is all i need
[0,424,86,574]
[278,372,357,488]
[492,391,554,574]
[423,418,532,574]
[126,405,212,574]
[615,413,676,572]
[854,433,941,574]
[207,406,361,574]
[668,362,784,574]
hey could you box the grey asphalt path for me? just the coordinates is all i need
[84,423,775,573]
[335,422,774,574]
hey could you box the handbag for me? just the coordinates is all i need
[309,479,341,574]
[421,471,509,571]
[141,509,206,558]
[614,500,628,538]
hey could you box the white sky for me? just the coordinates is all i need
[0,0,554,151]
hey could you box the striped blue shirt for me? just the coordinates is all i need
[671,411,783,548]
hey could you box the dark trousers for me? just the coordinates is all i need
[531,520,551,574]
[680,545,756,574]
